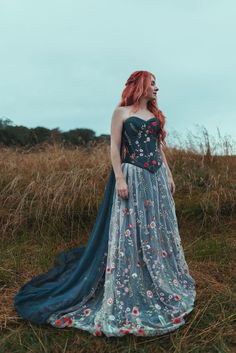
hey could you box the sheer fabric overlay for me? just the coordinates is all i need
[47,162,196,337]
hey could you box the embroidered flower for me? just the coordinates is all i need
[124,229,131,237]
[138,329,145,335]
[162,250,167,257]
[171,316,182,324]
[144,161,149,167]
[63,317,73,326]
[107,297,113,305]
[95,330,102,336]
[131,272,138,278]
[54,319,62,327]
[151,121,157,126]
[174,294,181,301]
[132,306,139,316]
[120,328,131,335]
[84,308,91,316]
[150,221,156,229]
[147,290,153,298]
[131,153,136,159]
[128,223,133,228]
[151,160,157,165]
[173,279,178,286]
[124,287,129,293]
[122,207,129,215]
[106,266,111,273]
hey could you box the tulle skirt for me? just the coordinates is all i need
[46,162,196,337]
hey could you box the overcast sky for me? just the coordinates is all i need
[0,0,235,151]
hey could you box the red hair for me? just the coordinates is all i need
[118,70,167,146]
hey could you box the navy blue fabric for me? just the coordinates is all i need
[121,116,163,173]
[14,167,116,324]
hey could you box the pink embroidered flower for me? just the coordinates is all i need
[128,223,133,228]
[174,294,181,301]
[151,121,157,126]
[107,297,113,305]
[120,328,131,335]
[138,329,145,335]
[95,330,102,336]
[151,160,157,165]
[54,319,62,327]
[147,290,153,298]
[132,306,139,316]
[171,316,182,324]
[63,317,73,326]
[124,287,129,293]
[162,250,167,257]
[150,221,156,229]
[144,161,149,167]
[84,308,91,316]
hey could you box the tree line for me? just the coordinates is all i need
[0,118,110,147]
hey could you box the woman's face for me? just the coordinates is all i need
[145,75,159,100]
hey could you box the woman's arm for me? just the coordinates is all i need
[159,141,176,194]
[110,107,129,199]
[110,108,125,180]
[159,142,173,178]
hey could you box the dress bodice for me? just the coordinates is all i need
[120,116,163,173]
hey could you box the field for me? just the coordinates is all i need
[0,131,236,353]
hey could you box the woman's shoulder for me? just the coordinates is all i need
[112,106,130,123]
[113,105,134,120]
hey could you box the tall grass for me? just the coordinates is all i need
[0,128,235,353]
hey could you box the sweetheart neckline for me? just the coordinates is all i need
[123,116,157,124]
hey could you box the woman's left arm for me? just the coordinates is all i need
[159,142,172,177]
[159,142,176,194]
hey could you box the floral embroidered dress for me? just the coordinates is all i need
[14,115,196,337]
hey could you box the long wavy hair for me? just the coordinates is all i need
[118,70,167,146]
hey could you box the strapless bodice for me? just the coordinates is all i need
[120,116,163,173]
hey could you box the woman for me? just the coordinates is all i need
[14,70,196,337]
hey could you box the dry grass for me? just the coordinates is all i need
[0,129,236,353]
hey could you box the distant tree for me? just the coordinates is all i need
[96,134,110,144]
[0,118,108,148]
[62,128,96,146]
[29,127,52,145]
[0,125,30,146]
[0,117,14,128]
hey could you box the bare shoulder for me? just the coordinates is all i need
[110,105,135,132]
[111,106,129,123]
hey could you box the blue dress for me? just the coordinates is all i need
[14,116,196,337]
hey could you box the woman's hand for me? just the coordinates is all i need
[116,177,129,199]
[167,174,176,195]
